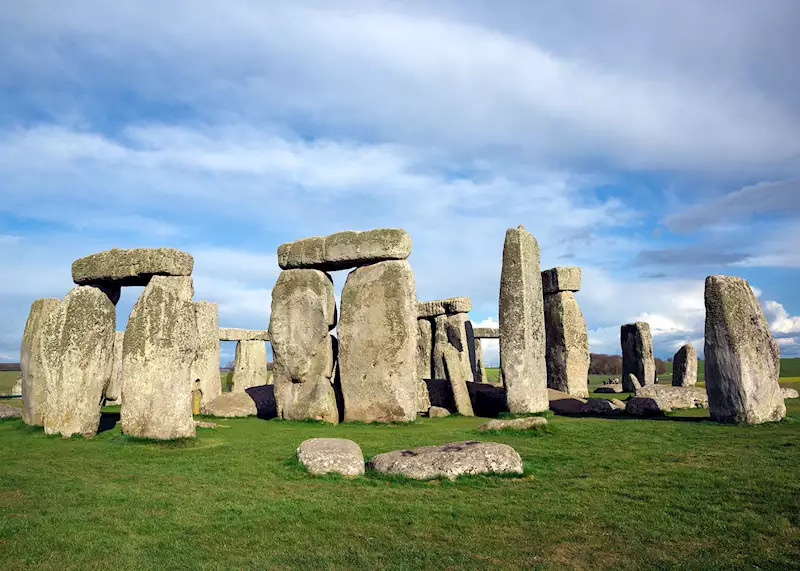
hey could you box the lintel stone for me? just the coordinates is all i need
[72,247,193,287]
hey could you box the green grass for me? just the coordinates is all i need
[1,393,798,570]
[0,371,20,394]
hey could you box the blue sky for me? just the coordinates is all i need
[1,0,799,366]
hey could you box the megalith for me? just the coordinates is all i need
[704,275,785,424]
[104,331,125,404]
[20,297,60,426]
[621,322,655,392]
[191,301,221,409]
[473,337,489,384]
[231,340,268,392]
[339,260,417,422]
[499,225,548,413]
[416,318,433,412]
[268,269,338,423]
[671,343,698,387]
[278,228,412,272]
[443,348,474,416]
[421,297,473,383]
[40,287,116,437]
[121,276,199,440]
[72,247,193,287]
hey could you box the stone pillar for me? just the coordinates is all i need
[542,267,589,398]
[421,297,473,382]
[104,331,125,404]
[41,287,116,437]
[191,301,221,408]
[474,338,489,384]
[231,340,268,392]
[269,269,338,423]
[339,260,417,422]
[20,297,60,426]
[416,317,433,412]
[704,275,785,424]
[499,225,548,413]
[621,322,655,392]
[121,276,198,440]
[671,343,697,387]
[444,348,474,416]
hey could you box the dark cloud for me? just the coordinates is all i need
[634,248,749,267]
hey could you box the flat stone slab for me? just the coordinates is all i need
[595,385,622,394]
[218,328,270,341]
[542,266,582,294]
[368,441,523,480]
[478,416,548,431]
[548,388,587,414]
[626,396,665,416]
[201,392,258,418]
[635,385,708,409]
[782,388,799,399]
[580,398,626,415]
[0,403,23,419]
[278,229,411,271]
[472,327,500,339]
[72,248,193,286]
[417,297,472,317]
[428,406,450,418]
[297,438,365,477]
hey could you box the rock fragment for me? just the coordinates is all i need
[297,438,365,477]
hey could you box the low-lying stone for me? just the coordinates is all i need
[548,388,587,415]
[635,384,708,409]
[472,327,500,339]
[417,297,472,317]
[367,441,523,480]
[581,398,626,415]
[541,266,582,294]
[72,248,193,287]
[782,387,799,399]
[428,406,450,418]
[218,328,270,341]
[625,396,665,416]
[278,228,411,271]
[478,416,548,431]
[0,403,23,419]
[201,392,258,418]
[595,385,622,394]
[297,438,365,477]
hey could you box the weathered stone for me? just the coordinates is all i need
[0,403,23,419]
[541,266,582,294]
[472,327,500,338]
[444,348,474,416]
[704,275,785,424]
[544,291,589,398]
[428,406,450,418]
[339,260,417,422]
[269,269,338,423]
[580,398,626,415]
[417,297,472,318]
[104,331,125,403]
[192,302,221,410]
[672,343,698,387]
[11,377,22,396]
[500,225,548,413]
[417,318,434,381]
[416,378,432,415]
[297,438,365,477]
[621,322,655,392]
[20,298,60,426]
[194,420,221,429]
[218,328,270,341]
[201,392,257,417]
[782,387,799,399]
[627,373,642,391]
[121,276,198,440]
[278,228,411,271]
[635,384,708,409]
[547,388,588,414]
[626,396,666,416]
[72,247,193,287]
[41,287,116,437]
[432,313,473,383]
[368,441,523,480]
[478,416,548,431]
[473,338,489,384]
[231,340,268,392]
[594,385,622,394]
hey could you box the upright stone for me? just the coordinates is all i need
[443,348,474,416]
[621,322,655,392]
[704,275,785,424]
[431,313,473,382]
[20,298,60,426]
[231,340,268,392]
[41,287,116,437]
[191,302,221,409]
[121,276,198,440]
[671,343,698,387]
[474,338,489,384]
[499,225,548,413]
[104,331,125,404]
[339,260,417,422]
[416,318,433,412]
[543,291,589,398]
[269,269,338,423]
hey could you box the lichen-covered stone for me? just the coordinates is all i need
[472,327,500,338]
[416,319,433,412]
[192,302,221,409]
[104,331,125,403]
[499,225,548,413]
[41,287,116,437]
[72,247,193,287]
[121,276,198,440]
[428,406,450,418]
[278,228,411,271]
[444,348,474,416]
[635,384,708,409]
[621,322,655,392]
[478,416,547,431]
[432,313,473,383]
[544,291,589,397]
[297,438,365,477]
[339,260,417,422]
[671,343,698,387]
[20,297,60,426]
[417,297,472,318]
[269,269,338,423]
[218,328,270,341]
[201,392,257,417]
[541,266,582,294]
[704,275,785,424]
[231,340,268,392]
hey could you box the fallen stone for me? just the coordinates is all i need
[704,275,785,424]
[626,396,666,416]
[635,384,708,409]
[0,403,23,419]
[428,406,450,418]
[621,322,655,391]
[368,441,523,480]
[782,387,799,399]
[218,328,270,341]
[104,331,125,404]
[580,398,626,415]
[20,298,60,426]
[500,225,548,413]
[544,291,589,398]
[201,392,258,417]
[278,228,411,271]
[297,438,365,477]
[541,266,582,294]
[231,340,268,392]
[472,327,500,339]
[594,385,622,394]
[547,388,588,414]
[192,302,222,410]
[672,343,698,387]
[444,348,474,416]
[417,297,472,318]
[478,416,548,431]
[72,247,193,287]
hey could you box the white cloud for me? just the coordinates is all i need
[763,300,800,335]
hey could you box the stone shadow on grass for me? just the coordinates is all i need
[425,379,508,418]
[98,411,121,433]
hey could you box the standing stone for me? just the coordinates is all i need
[474,338,489,384]
[20,298,60,426]
[443,348,474,416]
[191,302,221,409]
[41,287,116,437]
[231,340,268,392]
[621,322,655,392]
[704,275,785,424]
[432,313,473,382]
[671,343,698,387]
[269,269,338,423]
[417,318,434,380]
[499,225,548,413]
[104,331,125,404]
[339,260,417,422]
[121,276,198,440]
[544,291,589,397]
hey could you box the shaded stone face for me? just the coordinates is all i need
[269,269,338,424]
[704,275,785,424]
[417,297,472,318]
[541,266,582,294]
[121,276,198,440]
[41,287,116,438]
[432,313,473,383]
[104,331,125,404]
[544,291,589,398]
[338,260,417,422]
[472,327,500,339]
[218,328,270,341]
[277,228,411,272]
[192,302,221,409]
[72,248,193,287]
[620,322,655,392]
[672,343,698,387]
[20,297,60,426]
[499,225,548,413]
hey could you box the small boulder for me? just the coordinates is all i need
[0,403,23,419]
[626,397,665,416]
[478,416,548,431]
[428,406,450,418]
[297,438,365,477]
[580,398,625,415]
[594,385,622,394]
[548,388,587,414]
[782,387,799,399]
[201,392,258,418]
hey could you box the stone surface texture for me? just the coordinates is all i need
[201,392,258,417]
[20,297,60,426]
[296,438,365,477]
[547,388,588,415]
[443,348,474,416]
[672,343,698,387]
[0,403,23,419]
[472,327,500,338]
[218,328,270,341]
[428,406,450,418]
[594,385,622,394]
[278,228,411,271]
[541,266,582,294]
[339,260,418,422]
[417,297,472,318]
[621,322,655,392]
[636,384,708,409]
[104,331,125,403]
[704,275,785,424]
[625,397,664,416]
[417,318,434,381]
[432,313,473,383]
[72,247,193,287]
[231,340,269,392]
[478,416,548,431]
[544,291,589,397]
[192,302,222,409]
[473,338,489,384]
[782,388,799,399]
[580,398,626,415]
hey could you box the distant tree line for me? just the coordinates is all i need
[0,363,20,372]
[589,354,668,376]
